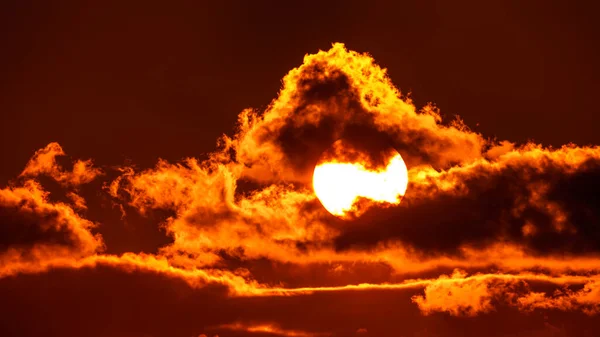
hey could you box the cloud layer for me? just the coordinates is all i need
[2,44,600,337]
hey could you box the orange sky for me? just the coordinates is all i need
[2,2,600,337]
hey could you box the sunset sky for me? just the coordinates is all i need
[2,2,600,337]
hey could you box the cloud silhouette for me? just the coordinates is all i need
[1,44,600,337]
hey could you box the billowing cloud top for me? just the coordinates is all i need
[2,44,600,337]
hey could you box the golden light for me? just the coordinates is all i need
[313,149,409,218]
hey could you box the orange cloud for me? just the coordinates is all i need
[66,191,87,210]
[411,270,521,316]
[411,270,600,317]
[101,44,600,276]
[0,180,103,278]
[2,43,600,324]
[228,44,485,186]
[517,280,600,315]
[19,142,102,186]
[215,322,331,337]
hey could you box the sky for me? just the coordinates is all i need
[1,1,600,337]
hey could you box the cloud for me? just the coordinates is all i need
[1,43,600,337]
[214,322,331,337]
[336,144,600,255]
[19,142,102,186]
[411,270,521,316]
[410,270,600,317]
[0,179,103,277]
[1,263,598,337]
[228,44,485,186]
[517,280,600,315]
[101,44,600,276]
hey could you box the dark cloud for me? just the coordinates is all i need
[0,181,102,259]
[1,266,599,337]
[1,43,600,337]
[336,149,600,256]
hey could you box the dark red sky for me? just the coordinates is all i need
[2,2,600,337]
[2,0,599,182]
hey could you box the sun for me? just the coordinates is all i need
[312,144,409,218]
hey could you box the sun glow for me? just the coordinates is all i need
[313,153,409,218]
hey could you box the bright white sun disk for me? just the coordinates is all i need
[312,153,409,217]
